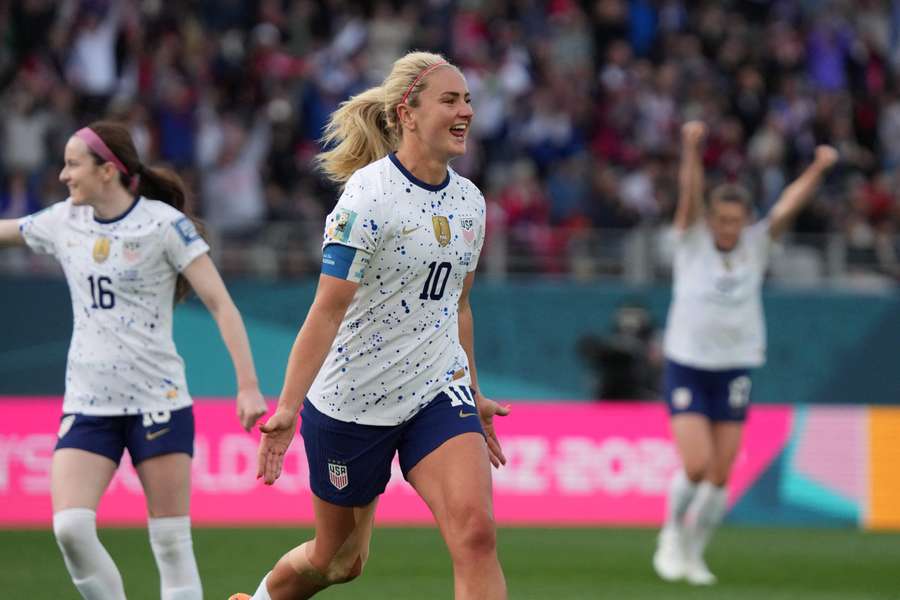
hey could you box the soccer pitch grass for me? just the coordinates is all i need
[1,526,896,599]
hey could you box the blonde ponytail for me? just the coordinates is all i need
[316,51,459,185]
[316,87,396,184]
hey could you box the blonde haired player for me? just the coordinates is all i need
[653,121,839,585]
[0,121,267,599]
[230,51,509,600]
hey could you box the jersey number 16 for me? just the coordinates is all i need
[88,275,116,309]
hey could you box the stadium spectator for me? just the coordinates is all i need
[0,0,895,282]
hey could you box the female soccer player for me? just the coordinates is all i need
[231,51,510,600]
[653,121,838,585]
[0,121,267,600]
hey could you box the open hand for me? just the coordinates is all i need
[256,409,299,485]
[476,393,511,468]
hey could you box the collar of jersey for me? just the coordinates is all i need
[388,153,450,192]
[93,195,142,224]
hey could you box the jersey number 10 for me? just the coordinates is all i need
[88,275,116,309]
[420,261,452,300]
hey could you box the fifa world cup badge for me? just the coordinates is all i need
[327,209,357,243]
[93,236,111,263]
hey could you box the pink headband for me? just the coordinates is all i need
[75,127,140,193]
[400,61,449,105]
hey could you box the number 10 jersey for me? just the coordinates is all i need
[308,153,486,426]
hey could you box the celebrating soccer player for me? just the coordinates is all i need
[230,51,509,600]
[0,121,267,600]
[653,121,839,585]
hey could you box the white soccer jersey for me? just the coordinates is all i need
[663,220,772,370]
[308,153,486,425]
[18,197,209,415]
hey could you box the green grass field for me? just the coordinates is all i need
[1,526,896,599]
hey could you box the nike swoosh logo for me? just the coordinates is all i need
[145,427,171,441]
[458,410,478,418]
[402,226,421,235]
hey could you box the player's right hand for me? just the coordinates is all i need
[236,388,267,432]
[257,409,299,485]
[681,121,706,147]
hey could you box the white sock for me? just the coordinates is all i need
[148,516,202,600]
[662,470,698,534]
[53,508,127,600]
[684,481,728,557]
[251,572,273,600]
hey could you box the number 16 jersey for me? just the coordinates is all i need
[308,153,486,426]
[18,197,209,415]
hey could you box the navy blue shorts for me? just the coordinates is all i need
[301,385,485,507]
[663,360,753,422]
[55,406,195,466]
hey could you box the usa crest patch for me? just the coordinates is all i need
[328,462,349,490]
[460,216,475,245]
[123,240,141,262]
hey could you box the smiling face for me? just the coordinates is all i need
[59,136,110,206]
[401,66,474,162]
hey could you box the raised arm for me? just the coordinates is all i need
[768,145,839,240]
[674,121,707,231]
[257,273,358,484]
[182,254,267,431]
[0,219,25,247]
[458,271,509,468]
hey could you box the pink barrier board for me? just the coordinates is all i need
[0,398,792,526]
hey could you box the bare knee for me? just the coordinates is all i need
[329,554,365,584]
[683,459,709,483]
[306,545,368,586]
[706,464,730,487]
[447,508,498,563]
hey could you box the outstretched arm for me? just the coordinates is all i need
[257,273,358,484]
[182,254,267,431]
[673,121,707,231]
[768,145,839,240]
[458,271,509,468]
[0,220,25,247]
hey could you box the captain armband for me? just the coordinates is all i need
[321,243,370,283]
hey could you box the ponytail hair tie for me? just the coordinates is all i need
[129,173,140,194]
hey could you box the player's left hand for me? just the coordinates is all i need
[476,393,511,469]
[236,388,268,432]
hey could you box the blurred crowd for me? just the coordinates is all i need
[0,0,898,282]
